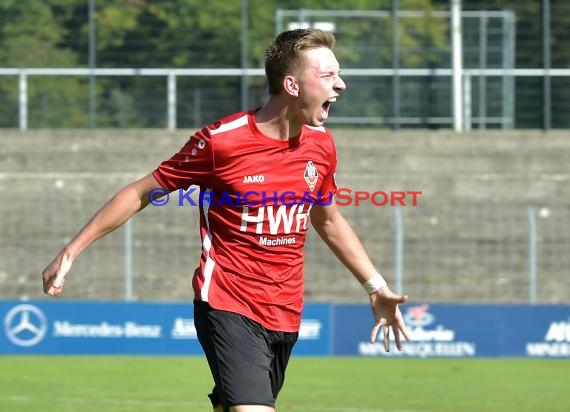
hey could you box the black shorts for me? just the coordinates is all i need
[194,301,298,410]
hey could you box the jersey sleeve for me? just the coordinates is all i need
[318,130,338,204]
[153,128,215,191]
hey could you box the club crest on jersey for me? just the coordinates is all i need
[304,161,318,192]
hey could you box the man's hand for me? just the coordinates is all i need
[42,254,72,296]
[369,286,410,352]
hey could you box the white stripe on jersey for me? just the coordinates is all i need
[210,114,248,135]
[305,125,326,133]
[201,257,215,302]
[200,187,215,302]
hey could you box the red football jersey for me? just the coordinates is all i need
[153,110,337,332]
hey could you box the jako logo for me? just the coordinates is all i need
[243,175,265,183]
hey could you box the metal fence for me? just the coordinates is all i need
[1,194,568,305]
[0,1,569,130]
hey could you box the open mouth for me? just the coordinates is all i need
[321,97,337,117]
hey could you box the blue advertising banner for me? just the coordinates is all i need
[333,303,570,358]
[1,301,200,355]
[0,301,330,355]
[2,301,569,357]
[293,303,331,356]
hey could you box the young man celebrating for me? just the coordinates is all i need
[42,29,411,412]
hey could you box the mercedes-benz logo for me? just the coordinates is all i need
[4,304,48,347]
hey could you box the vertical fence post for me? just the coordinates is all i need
[275,8,283,33]
[542,0,551,131]
[124,219,133,301]
[478,13,487,129]
[527,207,537,304]
[451,0,464,132]
[463,73,472,131]
[394,207,404,295]
[502,11,516,129]
[19,70,28,131]
[88,0,97,130]
[240,0,249,111]
[392,0,400,131]
[167,71,177,131]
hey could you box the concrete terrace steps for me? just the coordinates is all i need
[2,129,570,169]
[1,129,570,303]
[2,129,570,206]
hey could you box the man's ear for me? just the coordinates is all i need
[284,75,299,97]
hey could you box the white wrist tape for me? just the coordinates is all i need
[362,273,387,294]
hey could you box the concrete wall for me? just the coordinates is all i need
[1,129,569,303]
[4,128,569,205]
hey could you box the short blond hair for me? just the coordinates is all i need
[264,29,336,96]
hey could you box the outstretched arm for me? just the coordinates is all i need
[42,173,164,296]
[310,202,411,351]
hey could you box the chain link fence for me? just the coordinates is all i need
[2,177,568,304]
[0,1,569,129]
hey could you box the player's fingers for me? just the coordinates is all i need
[43,256,71,296]
[44,276,62,295]
[42,274,55,294]
[382,289,409,304]
[46,285,62,296]
[42,277,49,294]
[393,326,402,351]
[45,282,55,295]
[396,318,411,342]
[52,256,71,288]
[383,324,390,352]
[370,322,381,343]
[52,274,65,289]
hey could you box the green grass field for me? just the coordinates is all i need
[0,356,568,412]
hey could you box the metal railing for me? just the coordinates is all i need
[2,67,570,131]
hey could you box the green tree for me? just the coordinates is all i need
[1,0,452,128]
[249,0,449,126]
[0,0,89,127]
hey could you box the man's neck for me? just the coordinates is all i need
[255,97,303,140]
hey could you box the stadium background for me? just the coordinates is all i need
[1,2,568,411]
[0,0,570,340]
[1,0,568,304]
